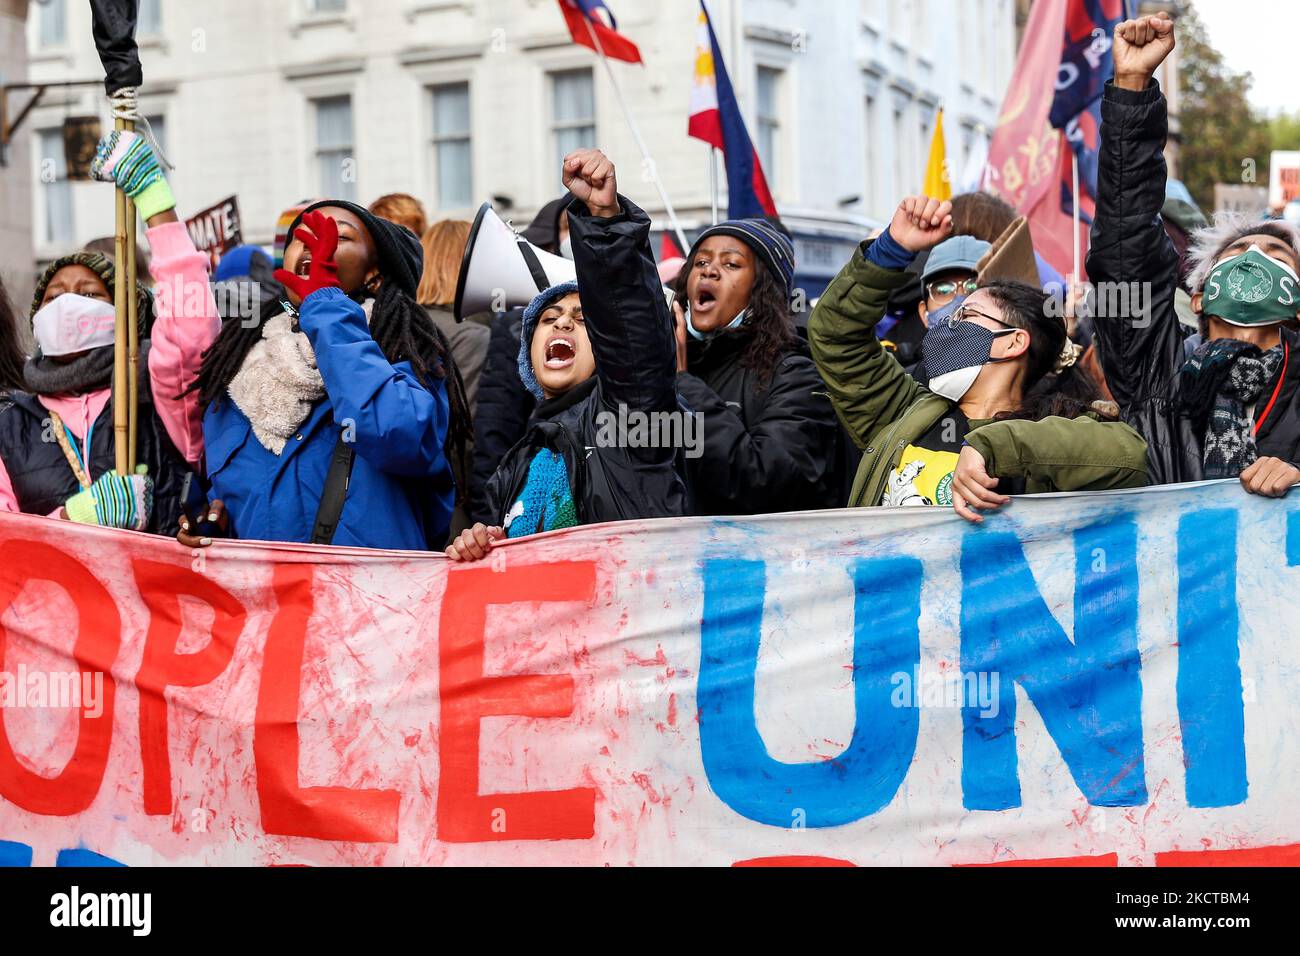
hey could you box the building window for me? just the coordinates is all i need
[37,0,67,47]
[37,129,74,246]
[892,99,911,197]
[865,93,879,216]
[138,0,163,36]
[314,95,355,201]
[550,69,595,176]
[756,67,782,183]
[431,83,472,210]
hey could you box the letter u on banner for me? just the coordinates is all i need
[697,557,922,828]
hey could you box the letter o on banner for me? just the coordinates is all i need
[0,540,120,815]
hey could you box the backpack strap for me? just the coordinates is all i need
[311,431,356,545]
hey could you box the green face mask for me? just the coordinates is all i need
[1203,245,1300,327]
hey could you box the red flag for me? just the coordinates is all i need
[1026,130,1090,280]
[558,0,642,65]
[984,0,1068,215]
[660,231,685,261]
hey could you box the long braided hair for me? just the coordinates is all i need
[188,281,472,490]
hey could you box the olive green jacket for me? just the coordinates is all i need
[808,248,1149,508]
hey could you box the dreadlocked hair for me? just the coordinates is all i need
[368,280,472,491]
[187,282,472,500]
[673,256,796,391]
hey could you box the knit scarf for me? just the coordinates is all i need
[23,344,117,396]
[507,448,578,539]
[1179,338,1285,479]
[227,311,326,454]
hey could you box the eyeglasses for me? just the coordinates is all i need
[946,303,1016,333]
[927,277,981,305]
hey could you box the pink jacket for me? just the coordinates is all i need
[0,221,220,514]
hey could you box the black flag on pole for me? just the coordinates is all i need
[90,0,142,94]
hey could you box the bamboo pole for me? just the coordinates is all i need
[112,114,130,475]
[125,185,139,472]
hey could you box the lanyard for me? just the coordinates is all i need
[48,410,94,489]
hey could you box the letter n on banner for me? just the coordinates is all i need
[960,519,1146,811]
[437,562,598,842]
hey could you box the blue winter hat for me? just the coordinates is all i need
[687,218,796,298]
[518,280,581,400]
[213,244,271,282]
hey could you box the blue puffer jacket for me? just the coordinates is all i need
[203,287,454,550]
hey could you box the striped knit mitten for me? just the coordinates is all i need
[91,129,176,220]
[65,471,153,532]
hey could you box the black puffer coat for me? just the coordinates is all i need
[676,333,848,515]
[469,309,535,525]
[483,196,688,527]
[1086,79,1300,485]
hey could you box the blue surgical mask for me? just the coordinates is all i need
[686,306,748,341]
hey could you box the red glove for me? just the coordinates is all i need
[273,210,342,302]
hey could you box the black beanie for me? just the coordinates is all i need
[287,199,424,298]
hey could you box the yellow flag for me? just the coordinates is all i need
[923,108,952,201]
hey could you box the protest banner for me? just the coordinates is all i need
[184,196,242,271]
[0,482,1297,867]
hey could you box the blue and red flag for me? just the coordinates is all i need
[557,0,642,64]
[687,1,777,219]
[1049,0,1126,226]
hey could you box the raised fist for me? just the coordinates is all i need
[562,148,620,218]
[1113,12,1175,90]
[888,195,954,254]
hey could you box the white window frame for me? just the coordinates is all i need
[34,126,74,250]
[755,66,782,188]
[430,81,474,213]
[751,37,797,203]
[138,0,164,37]
[34,0,68,49]
[548,67,597,180]
[311,94,357,202]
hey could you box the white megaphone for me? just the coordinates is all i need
[454,202,578,321]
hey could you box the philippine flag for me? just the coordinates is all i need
[687,2,777,220]
[557,0,642,65]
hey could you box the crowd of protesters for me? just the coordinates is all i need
[1,12,1296,561]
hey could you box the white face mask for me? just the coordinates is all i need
[31,293,117,358]
[560,236,575,261]
[927,365,985,403]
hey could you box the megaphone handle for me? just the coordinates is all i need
[517,240,554,293]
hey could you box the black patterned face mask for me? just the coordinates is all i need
[921,300,1016,402]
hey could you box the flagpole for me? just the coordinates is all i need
[580,16,692,254]
[709,148,720,225]
[1071,148,1081,284]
